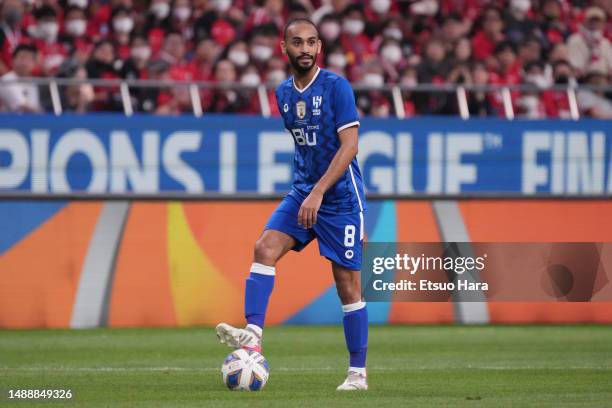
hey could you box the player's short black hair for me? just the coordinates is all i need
[283,18,319,40]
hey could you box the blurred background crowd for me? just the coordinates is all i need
[1,0,612,118]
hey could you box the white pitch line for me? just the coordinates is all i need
[0,366,610,372]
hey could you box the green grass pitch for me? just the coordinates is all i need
[1,325,611,407]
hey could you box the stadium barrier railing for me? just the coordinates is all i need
[4,77,609,119]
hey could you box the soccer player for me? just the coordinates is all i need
[216,18,368,391]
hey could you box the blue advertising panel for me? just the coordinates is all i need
[0,114,610,195]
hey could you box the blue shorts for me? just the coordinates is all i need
[265,194,364,270]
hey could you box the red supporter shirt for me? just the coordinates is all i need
[471,31,498,61]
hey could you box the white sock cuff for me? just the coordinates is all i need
[342,301,366,313]
[246,324,263,338]
[251,262,276,276]
[349,366,367,376]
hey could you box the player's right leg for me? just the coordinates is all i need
[216,230,295,352]
[217,195,313,352]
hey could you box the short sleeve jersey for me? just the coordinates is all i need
[275,67,366,215]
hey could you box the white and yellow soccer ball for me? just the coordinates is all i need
[221,348,269,391]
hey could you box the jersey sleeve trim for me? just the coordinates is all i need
[337,120,360,133]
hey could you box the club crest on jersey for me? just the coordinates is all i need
[296,101,306,119]
[283,103,289,112]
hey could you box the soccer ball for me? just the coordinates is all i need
[221,348,269,391]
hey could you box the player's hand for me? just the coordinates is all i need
[298,190,323,229]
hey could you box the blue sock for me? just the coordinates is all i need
[244,263,275,329]
[342,301,368,369]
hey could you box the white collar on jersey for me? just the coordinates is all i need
[292,66,321,94]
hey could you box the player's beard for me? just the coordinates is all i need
[287,51,316,74]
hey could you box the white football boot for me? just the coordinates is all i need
[215,323,262,353]
[336,370,368,391]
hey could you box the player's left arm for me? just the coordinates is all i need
[297,125,358,229]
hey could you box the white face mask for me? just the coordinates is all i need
[174,7,191,21]
[371,0,391,14]
[383,27,402,41]
[527,73,549,88]
[267,69,286,85]
[320,22,340,41]
[68,0,88,9]
[214,0,232,12]
[510,0,531,13]
[151,2,170,19]
[363,73,384,87]
[251,45,273,61]
[38,22,59,41]
[113,17,134,34]
[131,46,151,61]
[343,19,364,35]
[381,45,402,64]
[66,19,87,36]
[240,72,261,87]
[328,53,347,68]
[228,50,249,67]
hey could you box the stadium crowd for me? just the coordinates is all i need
[1,0,612,118]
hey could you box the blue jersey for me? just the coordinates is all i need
[275,67,366,215]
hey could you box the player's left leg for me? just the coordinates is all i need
[333,263,369,391]
[312,210,368,390]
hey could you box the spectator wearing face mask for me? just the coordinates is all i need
[517,60,548,119]
[541,59,575,118]
[378,38,403,82]
[30,5,68,75]
[225,40,249,69]
[319,14,342,49]
[110,6,135,60]
[339,4,374,70]
[567,6,612,77]
[324,44,348,77]
[145,0,172,55]
[504,0,539,46]
[0,0,25,76]
[355,59,392,117]
[237,64,263,114]
[190,37,222,81]
[120,34,151,81]
[169,0,194,41]
[0,43,41,113]
[59,6,93,63]
[576,62,612,118]
[364,0,398,39]
[247,25,278,70]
